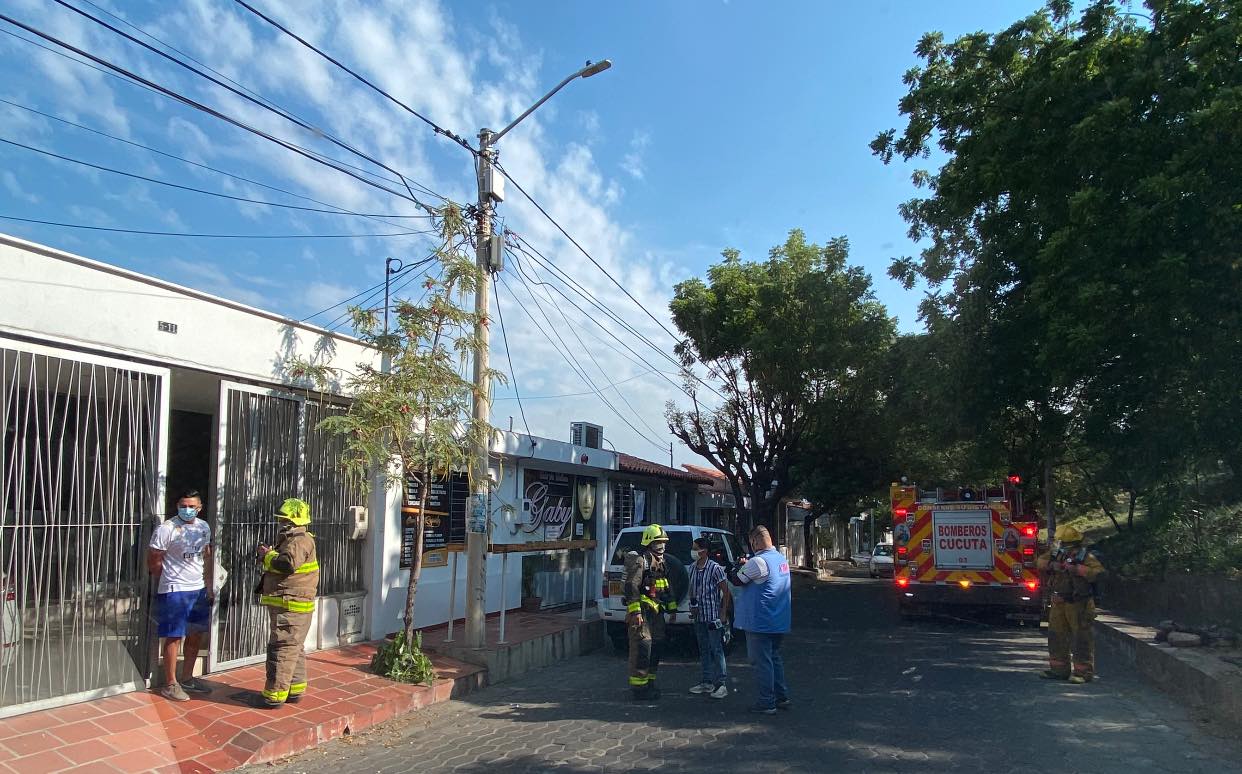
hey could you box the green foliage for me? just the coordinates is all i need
[1095,503,1242,580]
[667,230,896,529]
[371,630,436,686]
[873,0,1242,545]
[292,203,501,641]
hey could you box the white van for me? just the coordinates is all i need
[598,525,746,650]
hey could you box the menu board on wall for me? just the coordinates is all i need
[400,472,468,569]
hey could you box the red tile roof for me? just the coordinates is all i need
[682,463,726,480]
[617,453,714,484]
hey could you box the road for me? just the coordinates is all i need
[250,575,1240,773]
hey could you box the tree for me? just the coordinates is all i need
[295,204,499,649]
[666,230,895,533]
[872,0,1242,528]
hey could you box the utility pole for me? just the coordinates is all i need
[464,129,497,648]
[463,59,612,650]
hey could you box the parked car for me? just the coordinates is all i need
[869,543,895,578]
[598,525,746,652]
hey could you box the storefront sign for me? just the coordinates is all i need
[519,470,598,545]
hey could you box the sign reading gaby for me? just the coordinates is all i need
[523,469,575,541]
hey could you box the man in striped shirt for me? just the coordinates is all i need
[688,536,732,698]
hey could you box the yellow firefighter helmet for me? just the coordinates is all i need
[640,524,669,546]
[275,498,311,526]
[1054,524,1084,544]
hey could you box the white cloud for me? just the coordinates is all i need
[620,131,651,181]
[164,257,267,307]
[4,0,707,461]
[2,171,39,203]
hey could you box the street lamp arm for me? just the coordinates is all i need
[491,60,611,143]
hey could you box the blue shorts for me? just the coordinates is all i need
[156,589,211,638]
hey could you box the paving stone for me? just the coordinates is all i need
[243,578,1242,774]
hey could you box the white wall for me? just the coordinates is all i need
[363,431,619,638]
[0,235,378,387]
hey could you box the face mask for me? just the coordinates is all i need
[177,506,198,522]
[651,543,666,556]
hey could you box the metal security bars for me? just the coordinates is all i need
[211,387,363,669]
[213,385,300,667]
[303,401,363,596]
[0,344,164,716]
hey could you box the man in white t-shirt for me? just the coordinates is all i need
[148,490,214,702]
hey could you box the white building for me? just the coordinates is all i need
[0,234,716,718]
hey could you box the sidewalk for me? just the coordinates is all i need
[0,609,599,773]
[1095,610,1242,730]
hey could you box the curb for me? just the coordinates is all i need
[1095,611,1242,729]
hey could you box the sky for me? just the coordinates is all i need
[0,0,1045,466]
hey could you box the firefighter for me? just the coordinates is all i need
[1037,524,1105,684]
[623,524,679,700]
[253,498,319,709]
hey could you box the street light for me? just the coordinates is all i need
[464,58,612,650]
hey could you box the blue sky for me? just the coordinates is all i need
[0,0,1043,463]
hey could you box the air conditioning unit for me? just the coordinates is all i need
[570,421,603,449]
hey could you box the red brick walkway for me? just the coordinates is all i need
[0,643,483,774]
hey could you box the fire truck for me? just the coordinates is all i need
[890,478,1042,622]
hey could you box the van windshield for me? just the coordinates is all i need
[611,531,694,566]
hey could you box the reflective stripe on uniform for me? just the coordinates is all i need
[664,601,678,612]
[640,597,662,612]
[653,578,670,590]
[262,687,288,702]
[289,681,307,695]
[626,601,641,613]
[260,595,315,613]
[263,551,319,574]
[629,675,650,686]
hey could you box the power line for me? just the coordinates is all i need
[493,368,664,401]
[508,237,690,381]
[0,13,435,212]
[492,275,532,439]
[0,99,429,227]
[496,270,667,454]
[506,245,686,394]
[0,34,412,193]
[511,248,669,441]
[300,254,437,323]
[48,0,445,207]
[492,160,682,343]
[0,214,429,239]
[0,135,440,220]
[231,0,476,152]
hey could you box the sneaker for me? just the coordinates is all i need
[776,697,792,710]
[747,704,777,715]
[689,682,713,695]
[710,684,728,699]
[158,683,190,702]
[179,677,211,694]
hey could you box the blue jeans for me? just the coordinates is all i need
[745,631,789,709]
[693,620,727,686]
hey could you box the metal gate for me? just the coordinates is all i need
[0,340,167,717]
[209,383,363,670]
